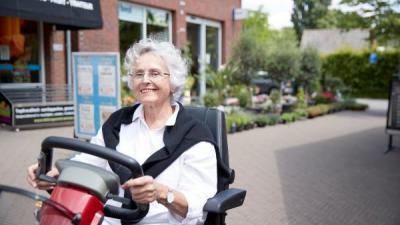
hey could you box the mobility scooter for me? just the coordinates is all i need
[0,107,246,225]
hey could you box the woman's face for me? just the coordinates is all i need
[131,52,172,106]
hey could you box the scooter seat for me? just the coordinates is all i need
[55,159,120,202]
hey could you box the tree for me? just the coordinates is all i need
[265,29,300,84]
[291,0,332,42]
[316,10,371,29]
[338,0,400,46]
[229,9,271,85]
[296,47,321,95]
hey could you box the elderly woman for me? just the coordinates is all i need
[27,39,218,225]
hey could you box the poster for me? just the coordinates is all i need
[79,104,95,133]
[73,52,121,139]
[100,105,117,125]
[77,65,93,96]
[98,65,116,97]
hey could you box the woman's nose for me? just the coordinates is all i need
[141,74,151,83]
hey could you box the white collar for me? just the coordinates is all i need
[132,102,179,127]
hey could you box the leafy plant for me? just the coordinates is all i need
[254,115,270,127]
[267,114,281,125]
[281,113,297,123]
[270,89,281,105]
[203,92,221,107]
[296,87,307,109]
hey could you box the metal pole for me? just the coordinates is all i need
[66,30,72,101]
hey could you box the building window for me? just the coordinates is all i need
[146,8,169,41]
[118,2,171,67]
[0,17,40,85]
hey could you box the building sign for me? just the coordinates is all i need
[233,8,248,20]
[73,52,120,139]
[14,104,74,126]
[0,0,102,29]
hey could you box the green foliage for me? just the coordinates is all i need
[229,10,272,85]
[317,10,371,29]
[265,30,301,83]
[321,49,400,98]
[291,0,332,41]
[206,66,233,98]
[294,108,309,118]
[343,100,369,111]
[254,115,270,127]
[297,47,321,94]
[267,114,281,125]
[339,0,400,46]
[230,85,251,108]
[296,87,307,109]
[185,75,196,91]
[270,89,281,105]
[226,112,255,132]
[243,9,271,43]
[281,112,298,123]
[306,104,330,118]
[203,92,222,107]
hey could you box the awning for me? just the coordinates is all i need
[0,0,102,30]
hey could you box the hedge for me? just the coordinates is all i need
[321,50,400,99]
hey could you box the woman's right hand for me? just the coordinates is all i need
[26,163,59,190]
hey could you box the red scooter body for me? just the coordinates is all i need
[34,136,149,225]
[40,186,104,225]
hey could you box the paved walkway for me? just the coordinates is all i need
[227,99,400,225]
[1,99,399,225]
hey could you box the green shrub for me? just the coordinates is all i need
[268,114,281,125]
[322,49,400,98]
[294,109,309,118]
[281,113,297,123]
[203,92,221,107]
[345,102,369,111]
[296,87,307,109]
[254,115,270,127]
[306,105,323,118]
[270,89,281,105]
[237,89,251,108]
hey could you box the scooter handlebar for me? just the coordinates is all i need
[38,136,149,221]
[40,136,143,178]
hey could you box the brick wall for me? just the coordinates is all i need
[77,0,119,52]
[44,24,66,86]
[79,0,241,63]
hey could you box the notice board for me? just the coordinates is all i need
[72,52,121,139]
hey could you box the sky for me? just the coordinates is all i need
[241,0,346,29]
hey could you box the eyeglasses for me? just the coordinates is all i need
[128,68,170,81]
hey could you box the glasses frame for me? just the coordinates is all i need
[128,68,170,81]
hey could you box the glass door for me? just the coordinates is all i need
[186,16,221,101]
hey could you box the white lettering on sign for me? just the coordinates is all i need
[50,0,66,5]
[37,0,94,11]
[70,0,93,10]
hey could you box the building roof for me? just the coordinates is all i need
[300,29,370,54]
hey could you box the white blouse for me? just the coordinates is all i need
[72,103,217,225]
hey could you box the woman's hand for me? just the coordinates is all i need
[26,163,59,190]
[121,175,165,204]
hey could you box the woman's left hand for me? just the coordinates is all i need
[121,175,162,204]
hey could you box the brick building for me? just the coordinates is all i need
[0,0,242,98]
[79,0,242,98]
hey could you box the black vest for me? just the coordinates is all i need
[101,103,231,223]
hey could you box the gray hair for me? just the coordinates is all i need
[124,39,188,102]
